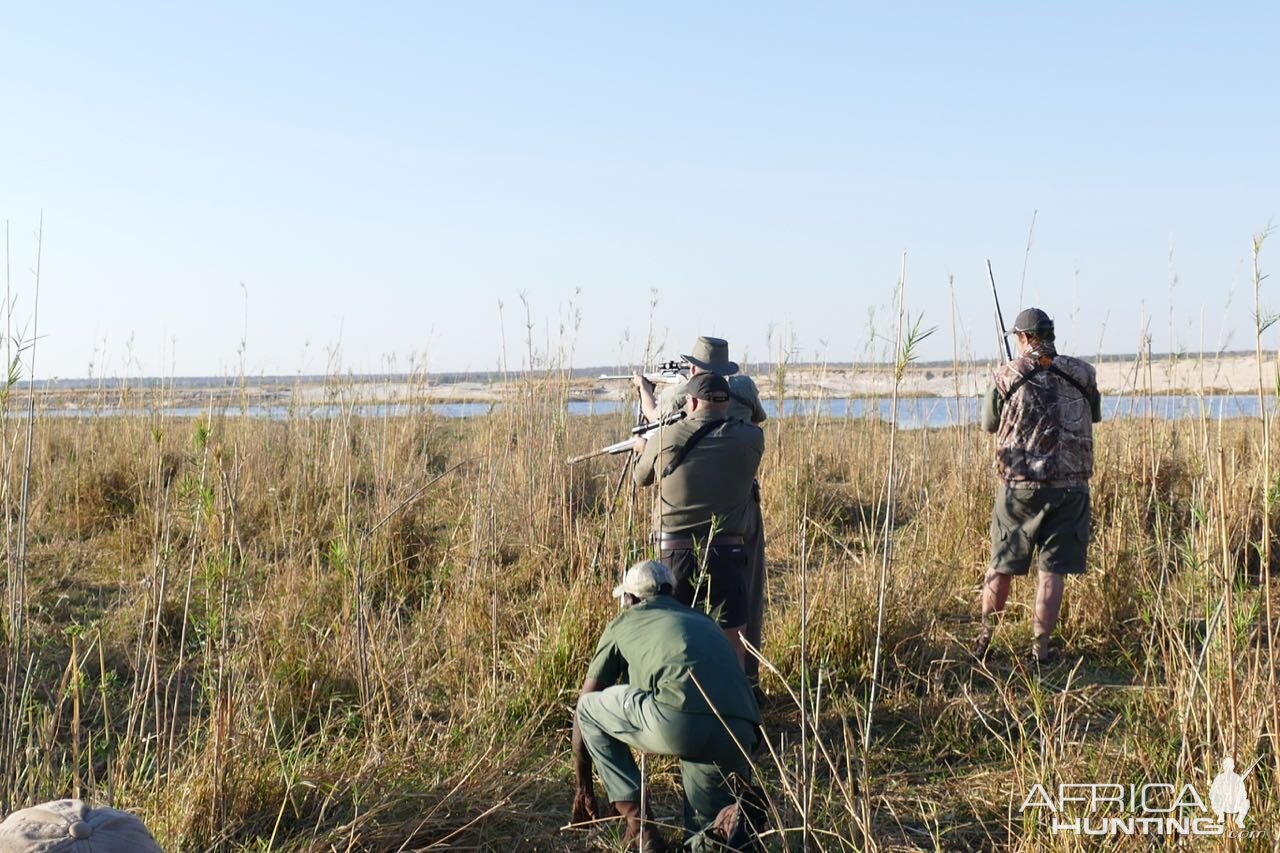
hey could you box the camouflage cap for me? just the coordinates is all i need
[1005,307,1054,335]
[685,372,731,403]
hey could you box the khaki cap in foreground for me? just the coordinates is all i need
[0,800,162,853]
[612,560,675,599]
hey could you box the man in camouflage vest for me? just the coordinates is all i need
[975,308,1102,665]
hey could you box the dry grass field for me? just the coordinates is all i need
[0,364,1278,850]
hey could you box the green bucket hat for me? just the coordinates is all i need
[682,336,739,376]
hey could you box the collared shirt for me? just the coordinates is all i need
[657,374,767,424]
[586,595,761,722]
[633,413,764,535]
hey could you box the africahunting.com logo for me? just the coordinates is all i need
[1020,756,1262,838]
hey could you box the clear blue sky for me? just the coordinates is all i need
[3,2,1277,379]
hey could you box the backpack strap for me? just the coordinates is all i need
[662,418,727,478]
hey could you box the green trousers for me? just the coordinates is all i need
[742,499,766,681]
[577,685,757,837]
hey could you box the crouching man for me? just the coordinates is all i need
[571,560,763,851]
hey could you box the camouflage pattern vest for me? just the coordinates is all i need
[993,349,1098,488]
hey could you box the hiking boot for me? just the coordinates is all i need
[621,824,669,852]
[704,781,768,852]
[972,628,994,663]
[1029,643,1059,668]
[614,801,669,852]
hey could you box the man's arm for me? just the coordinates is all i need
[980,383,1002,433]
[631,374,660,422]
[733,375,768,423]
[632,432,660,486]
[1089,386,1103,423]
[570,676,605,823]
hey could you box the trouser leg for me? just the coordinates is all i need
[576,688,645,804]
[577,686,697,802]
[677,716,757,836]
[743,502,766,681]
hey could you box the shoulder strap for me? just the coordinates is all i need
[1001,355,1091,406]
[1001,362,1045,405]
[662,418,727,478]
[1047,363,1092,400]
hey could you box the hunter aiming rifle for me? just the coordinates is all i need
[566,410,688,465]
[597,359,687,384]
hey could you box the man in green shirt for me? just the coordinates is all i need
[571,560,763,851]
[633,372,764,666]
[634,336,769,683]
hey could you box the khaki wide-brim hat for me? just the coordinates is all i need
[682,336,739,376]
[0,800,162,852]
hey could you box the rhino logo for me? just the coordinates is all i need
[1209,757,1250,828]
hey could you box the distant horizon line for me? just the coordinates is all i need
[23,349,1271,389]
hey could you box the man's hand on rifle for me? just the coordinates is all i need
[632,437,647,455]
[632,373,660,422]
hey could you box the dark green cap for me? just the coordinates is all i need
[1005,307,1054,335]
[686,372,731,403]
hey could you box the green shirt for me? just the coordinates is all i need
[658,374,767,424]
[633,413,764,535]
[586,595,761,723]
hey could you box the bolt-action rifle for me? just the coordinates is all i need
[986,259,1014,361]
[566,410,687,465]
[596,359,687,385]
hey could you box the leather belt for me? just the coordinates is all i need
[654,533,744,550]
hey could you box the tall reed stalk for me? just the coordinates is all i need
[1250,228,1279,791]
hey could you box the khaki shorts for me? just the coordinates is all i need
[991,483,1090,576]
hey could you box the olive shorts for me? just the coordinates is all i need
[991,483,1090,576]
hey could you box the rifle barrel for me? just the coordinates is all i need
[566,439,636,465]
[597,373,684,384]
[567,411,687,464]
[987,259,1014,361]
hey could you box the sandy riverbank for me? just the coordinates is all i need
[28,354,1273,411]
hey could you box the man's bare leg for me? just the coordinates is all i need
[1032,572,1065,661]
[976,569,1012,658]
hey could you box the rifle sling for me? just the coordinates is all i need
[662,418,727,478]
[1001,358,1092,406]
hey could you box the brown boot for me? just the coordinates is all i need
[709,781,768,851]
[972,626,994,662]
[613,801,669,852]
